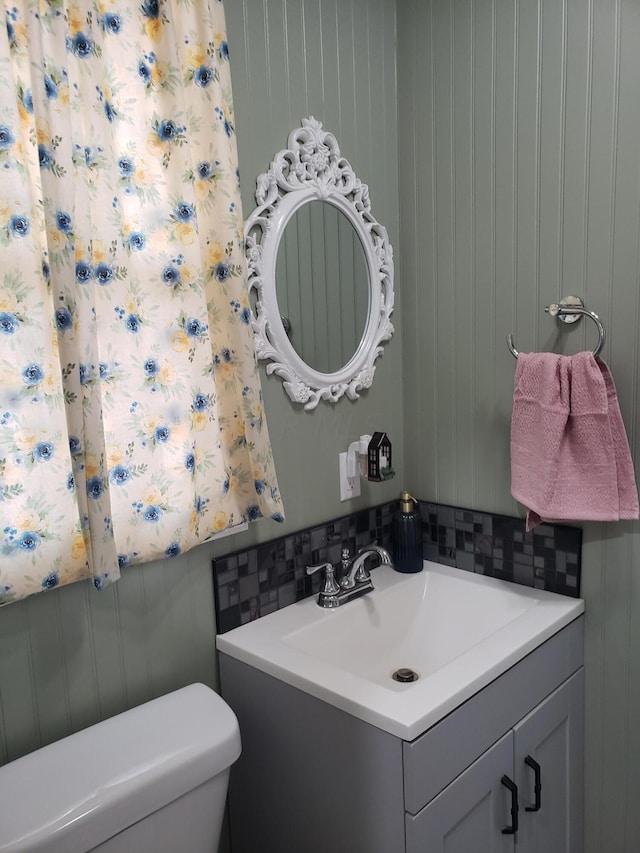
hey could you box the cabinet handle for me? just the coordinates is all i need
[501,775,519,835]
[524,755,542,812]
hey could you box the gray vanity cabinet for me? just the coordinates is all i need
[219,616,583,853]
[405,669,584,853]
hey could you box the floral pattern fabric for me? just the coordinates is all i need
[0,0,283,605]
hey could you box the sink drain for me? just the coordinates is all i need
[392,667,419,683]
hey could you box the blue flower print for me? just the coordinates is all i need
[158,120,177,141]
[98,362,110,380]
[240,307,250,324]
[66,472,75,492]
[55,211,72,233]
[222,477,229,494]
[154,425,169,443]
[197,161,212,179]
[9,215,29,237]
[185,317,204,338]
[94,573,108,590]
[126,314,141,332]
[144,358,159,376]
[95,263,114,285]
[220,41,229,60]
[117,553,130,568]
[118,156,136,176]
[129,232,146,251]
[254,479,266,495]
[21,89,33,113]
[221,348,232,363]
[185,452,195,472]
[214,262,230,282]
[86,476,104,499]
[22,363,44,385]
[103,12,122,33]
[55,307,73,331]
[69,435,82,456]
[193,393,208,411]
[141,0,159,19]
[79,363,92,385]
[194,65,214,87]
[271,512,285,523]
[138,61,151,83]
[71,33,93,58]
[0,313,19,334]
[144,504,162,522]
[76,260,93,283]
[44,76,58,99]
[162,264,180,286]
[165,542,181,557]
[109,465,131,485]
[174,202,195,222]
[0,125,15,149]
[34,441,54,462]
[42,260,50,282]
[247,505,261,521]
[38,144,52,168]
[42,572,59,590]
[19,531,41,551]
[104,101,116,123]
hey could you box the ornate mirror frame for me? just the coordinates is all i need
[244,117,394,411]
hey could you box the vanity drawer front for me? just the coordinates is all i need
[403,616,584,815]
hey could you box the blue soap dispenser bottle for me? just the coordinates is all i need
[392,491,423,573]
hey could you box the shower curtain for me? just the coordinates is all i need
[0,0,283,604]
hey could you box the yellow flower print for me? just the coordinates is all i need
[181,264,196,285]
[175,222,195,245]
[125,295,139,314]
[194,180,210,201]
[15,429,38,451]
[91,240,108,263]
[16,509,39,531]
[106,444,123,467]
[58,85,70,106]
[71,532,87,561]
[145,17,163,41]
[151,61,169,87]
[143,486,162,505]
[146,132,164,157]
[35,119,50,145]
[47,227,66,251]
[141,415,159,436]
[50,333,59,357]
[187,45,207,67]
[134,167,153,188]
[213,510,228,532]
[192,411,207,432]
[0,202,11,221]
[42,372,58,396]
[85,454,99,479]
[171,329,190,352]
[68,7,84,37]
[157,360,177,386]
[0,290,18,313]
[208,242,224,266]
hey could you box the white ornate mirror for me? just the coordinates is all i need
[244,117,394,411]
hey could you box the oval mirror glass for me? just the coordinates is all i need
[275,200,369,374]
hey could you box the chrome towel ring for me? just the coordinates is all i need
[507,296,606,359]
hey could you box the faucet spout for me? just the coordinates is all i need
[342,544,393,589]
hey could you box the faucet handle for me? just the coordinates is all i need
[306,562,340,596]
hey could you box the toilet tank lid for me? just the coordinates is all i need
[0,683,241,853]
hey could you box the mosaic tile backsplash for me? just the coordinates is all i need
[213,500,582,633]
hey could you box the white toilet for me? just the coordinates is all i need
[0,683,241,853]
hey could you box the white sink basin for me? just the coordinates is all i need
[216,561,584,740]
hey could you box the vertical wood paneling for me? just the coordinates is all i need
[399,1,640,850]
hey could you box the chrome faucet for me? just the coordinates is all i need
[306,544,393,608]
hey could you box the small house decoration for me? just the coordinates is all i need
[367,432,393,482]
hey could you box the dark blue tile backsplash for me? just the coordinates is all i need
[213,500,582,633]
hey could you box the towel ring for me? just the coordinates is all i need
[507,296,606,359]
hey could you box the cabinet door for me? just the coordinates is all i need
[514,668,584,853]
[406,732,516,853]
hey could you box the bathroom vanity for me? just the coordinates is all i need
[217,563,584,853]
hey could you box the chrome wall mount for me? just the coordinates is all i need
[507,296,606,358]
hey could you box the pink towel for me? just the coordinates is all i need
[511,351,639,531]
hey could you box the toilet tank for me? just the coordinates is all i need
[0,683,241,853]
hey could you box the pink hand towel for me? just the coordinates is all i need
[510,351,639,531]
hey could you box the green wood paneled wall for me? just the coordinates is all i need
[397,1,640,850]
[0,0,401,766]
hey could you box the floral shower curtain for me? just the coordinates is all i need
[0,0,283,605]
